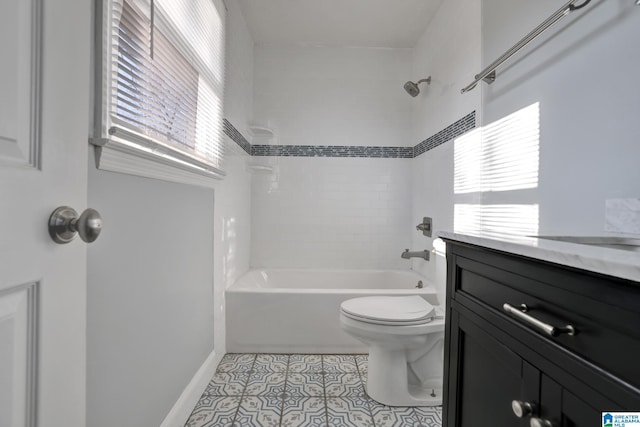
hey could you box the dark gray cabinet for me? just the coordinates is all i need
[539,375,601,427]
[443,239,640,427]
[448,308,539,426]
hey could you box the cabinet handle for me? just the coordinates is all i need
[503,304,576,337]
[530,417,555,427]
[511,400,535,418]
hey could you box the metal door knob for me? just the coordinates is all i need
[530,417,554,427]
[512,400,535,418]
[48,206,103,244]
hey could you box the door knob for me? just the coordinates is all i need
[48,206,103,244]
[511,400,535,418]
[530,417,555,427]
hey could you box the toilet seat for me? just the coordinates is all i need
[340,296,435,326]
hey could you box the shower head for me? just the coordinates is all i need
[404,76,431,97]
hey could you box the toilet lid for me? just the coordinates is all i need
[340,296,435,324]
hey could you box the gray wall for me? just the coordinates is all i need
[481,0,640,234]
[85,2,255,425]
[87,164,215,427]
[410,0,640,289]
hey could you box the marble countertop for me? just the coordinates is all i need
[438,231,640,283]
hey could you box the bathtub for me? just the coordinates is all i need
[226,269,439,354]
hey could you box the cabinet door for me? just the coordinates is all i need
[538,375,605,427]
[445,309,539,427]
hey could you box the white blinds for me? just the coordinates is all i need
[104,0,225,175]
[454,204,539,241]
[454,103,539,194]
[452,102,541,241]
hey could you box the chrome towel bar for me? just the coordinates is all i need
[461,0,592,94]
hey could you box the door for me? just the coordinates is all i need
[445,309,540,427]
[539,375,613,427]
[0,0,91,426]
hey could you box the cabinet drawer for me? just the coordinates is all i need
[450,249,640,389]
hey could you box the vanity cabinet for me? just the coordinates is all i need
[442,239,640,427]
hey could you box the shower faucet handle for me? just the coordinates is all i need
[416,217,433,237]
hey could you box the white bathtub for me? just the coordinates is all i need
[226,269,439,354]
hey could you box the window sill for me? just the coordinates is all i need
[92,138,224,188]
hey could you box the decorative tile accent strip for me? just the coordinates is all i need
[414,111,476,157]
[251,145,414,158]
[222,119,251,155]
[222,111,475,159]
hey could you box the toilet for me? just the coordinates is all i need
[340,295,445,407]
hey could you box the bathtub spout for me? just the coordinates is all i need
[401,249,430,261]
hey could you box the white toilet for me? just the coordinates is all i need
[340,295,445,407]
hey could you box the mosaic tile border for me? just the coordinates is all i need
[222,119,252,155]
[222,111,476,159]
[413,111,476,157]
[252,145,414,158]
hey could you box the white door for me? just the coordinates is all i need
[0,0,91,426]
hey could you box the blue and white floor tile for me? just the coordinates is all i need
[288,355,323,373]
[184,353,442,427]
[216,353,256,373]
[235,396,282,427]
[326,397,374,426]
[281,397,326,427]
[286,373,325,397]
[254,354,289,372]
[185,396,241,427]
[324,372,365,397]
[322,355,358,373]
[359,367,369,388]
[245,371,287,396]
[203,372,248,396]
[369,402,423,427]
[414,406,443,427]
[355,354,368,366]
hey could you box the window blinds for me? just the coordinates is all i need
[104,0,225,175]
[454,103,539,194]
[452,103,541,242]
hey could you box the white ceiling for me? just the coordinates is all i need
[237,0,445,48]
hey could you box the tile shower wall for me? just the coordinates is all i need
[224,0,254,153]
[251,45,415,270]
[251,157,412,269]
[253,45,413,147]
[214,0,255,360]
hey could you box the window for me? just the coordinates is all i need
[93,0,226,185]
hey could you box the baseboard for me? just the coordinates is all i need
[159,349,221,427]
[227,343,369,354]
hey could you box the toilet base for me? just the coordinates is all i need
[366,347,443,407]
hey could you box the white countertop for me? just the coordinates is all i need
[437,231,640,283]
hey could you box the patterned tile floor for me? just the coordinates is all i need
[185,353,442,427]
